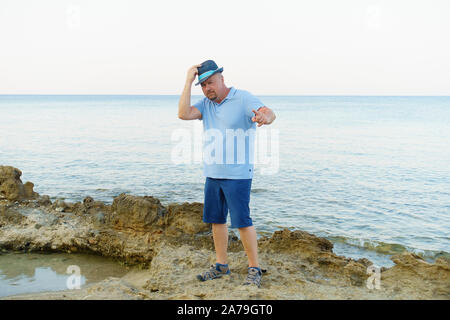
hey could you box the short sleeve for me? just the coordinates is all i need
[193,98,205,120]
[242,90,265,119]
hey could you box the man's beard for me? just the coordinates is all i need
[207,92,217,101]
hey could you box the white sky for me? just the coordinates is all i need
[0,0,449,95]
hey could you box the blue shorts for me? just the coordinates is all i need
[203,177,253,229]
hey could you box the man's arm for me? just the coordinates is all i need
[251,106,276,127]
[178,64,202,120]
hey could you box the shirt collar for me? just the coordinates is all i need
[218,86,236,103]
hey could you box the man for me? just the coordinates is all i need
[178,60,276,287]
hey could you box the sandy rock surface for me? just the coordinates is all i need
[0,166,448,300]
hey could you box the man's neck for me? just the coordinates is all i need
[215,87,230,104]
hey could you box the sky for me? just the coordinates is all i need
[0,0,449,95]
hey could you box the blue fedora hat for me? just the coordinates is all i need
[195,60,224,86]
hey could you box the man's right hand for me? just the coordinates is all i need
[186,64,202,84]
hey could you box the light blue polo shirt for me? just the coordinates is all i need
[193,87,265,179]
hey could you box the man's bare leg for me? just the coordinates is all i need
[212,223,228,264]
[238,225,259,268]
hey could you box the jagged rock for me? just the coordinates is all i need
[0,178,24,201]
[389,251,450,279]
[79,196,105,213]
[435,257,450,269]
[0,205,26,225]
[52,199,68,213]
[376,252,450,299]
[258,228,373,286]
[259,228,333,253]
[23,182,39,199]
[0,166,39,201]
[109,193,167,231]
[0,166,25,201]
[95,212,105,224]
[83,196,94,206]
[355,257,373,267]
[37,195,52,206]
[163,202,210,236]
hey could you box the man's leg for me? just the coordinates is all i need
[197,222,230,281]
[197,179,231,282]
[212,223,229,264]
[238,225,259,268]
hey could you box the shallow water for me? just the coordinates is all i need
[0,95,449,266]
[0,251,131,298]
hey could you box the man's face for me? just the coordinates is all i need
[201,73,223,101]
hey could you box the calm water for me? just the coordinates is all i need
[1,94,449,267]
[0,251,131,298]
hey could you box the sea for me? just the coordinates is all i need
[1,94,449,268]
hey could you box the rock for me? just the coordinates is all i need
[342,260,368,286]
[51,199,68,212]
[0,166,25,201]
[95,212,105,224]
[0,166,22,182]
[83,196,94,205]
[380,252,450,299]
[0,206,26,225]
[37,195,52,206]
[91,201,106,210]
[258,228,375,286]
[109,193,167,231]
[163,202,210,236]
[54,199,67,208]
[23,182,39,199]
[435,257,450,269]
[259,228,334,253]
[0,179,24,201]
[355,257,373,268]
[0,166,39,201]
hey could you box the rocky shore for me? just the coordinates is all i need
[0,165,449,300]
